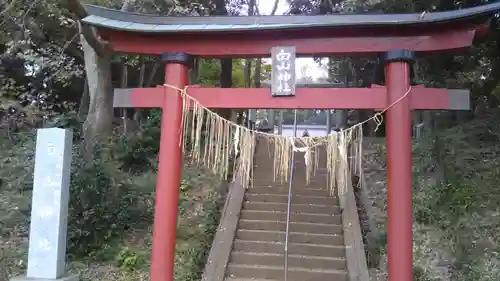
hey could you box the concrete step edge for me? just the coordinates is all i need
[241,210,339,217]
[227,263,347,274]
[239,219,342,227]
[249,187,333,193]
[246,191,333,197]
[248,187,328,191]
[234,239,346,249]
[224,279,275,281]
[243,201,339,208]
[231,251,346,261]
[247,194,337,200]
[237,229,344,238]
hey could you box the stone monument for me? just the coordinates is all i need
[12,128,77,281]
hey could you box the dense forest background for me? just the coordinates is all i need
[2,0,499,141]
[1,0,500,281]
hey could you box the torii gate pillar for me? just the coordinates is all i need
[384,50,415,281]
[150,52,192,281]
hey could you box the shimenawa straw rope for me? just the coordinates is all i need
[163,80,412,195]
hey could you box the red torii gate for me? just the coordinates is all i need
[82,3,500,281]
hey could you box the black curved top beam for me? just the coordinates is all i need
[82,3,500,33]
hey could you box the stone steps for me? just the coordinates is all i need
[230,252,346,270]
[235,229,344,245]
[240,210,342,224]
[243,201,341,214]
[245,193,339,205]
[233,240,346,257]
[238,219,343,234]
[247,187,331,197]
[223,140,348,281]
[227,264,347,281]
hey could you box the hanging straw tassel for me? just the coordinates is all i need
[326,133,339,196]
[165,83,413,192]
[272,137,292,184]
[233,127,256,188]
[165,84,390,191]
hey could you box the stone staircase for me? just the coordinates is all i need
[224,140,348,281]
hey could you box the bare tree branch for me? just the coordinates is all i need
[254,0,261,15]
[61,0,109,56]
[121,0,138,12]
[145,60,159,87]
[270,0,280,15]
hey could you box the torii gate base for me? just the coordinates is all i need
[122,51,468,281]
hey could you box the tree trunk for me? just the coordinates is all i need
[268,110,275,131]
[422,110,434,133]
[412,111,423,139]
[78,78,90,120]
[70,0,135,161]
[474,95,487,117]
[134,60,159,124]
[81,34,113,153]
[243,58,253,128]
[230,111,239,123]
[120,64,132,135]
[335,73,349,130]
[251,59,262,129]
[214,0,232,120]
[277,111,284,134]
[218,59,233,120]
[189,57,199,84]
[335,110,348,129]
[244,59,252,87]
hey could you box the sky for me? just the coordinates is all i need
[256,0,328,80]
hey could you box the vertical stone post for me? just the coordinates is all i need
[13,128,77,281]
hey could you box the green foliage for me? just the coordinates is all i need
[0,111,223,281]
[46,112,83,140]
[173,198,220,281]
[116,247,148,271]
[413,266,438,281]
[412,111,500,280]
[0,127,151,260]
[197,59,247,87]
[113,109,209,174]
[0,132,36,194]
[115,110,162,173]
[365,229,387,268]
[67,143,150,258]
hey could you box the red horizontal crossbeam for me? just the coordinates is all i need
[99,26,479,57]
[114,86,469,110]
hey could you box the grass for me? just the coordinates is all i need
[69,169,221,281]
[411,112,500,281]
[365,111,500,281]
[0,132,223,281]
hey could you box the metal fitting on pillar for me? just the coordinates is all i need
[161,52,195,68]
[381,49,416,64]
[379,50,416,85]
